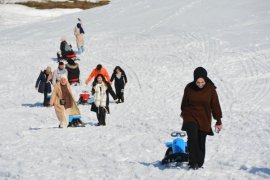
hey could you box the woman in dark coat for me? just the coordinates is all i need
[66,59,80,85]
[180,67,223,170]
[35,66,53,106]
[110,66,127,103]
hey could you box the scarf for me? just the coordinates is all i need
[60,84,73,109]
[77,23,85,34]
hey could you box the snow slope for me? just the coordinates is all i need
[0,0,270,179]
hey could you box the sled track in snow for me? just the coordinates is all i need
[140,0,202,34]
[224,49,270,114]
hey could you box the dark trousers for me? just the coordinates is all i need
[43,90,50,106]
[115,87,124,102]
[185,122,207,167]
[96,107,106,125]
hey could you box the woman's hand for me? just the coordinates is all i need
[215,124,222,133]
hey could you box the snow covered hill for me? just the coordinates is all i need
[0,0,270,179]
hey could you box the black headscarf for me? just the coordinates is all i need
[190,67,216,90]
[77,23,85,34]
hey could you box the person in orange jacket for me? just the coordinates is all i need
[85,64,111,85]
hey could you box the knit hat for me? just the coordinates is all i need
[60,74,68,80]
[193,67,207,82]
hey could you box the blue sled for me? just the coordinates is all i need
[68,115,85,127]
[161,131,189,165]
[68,115,81,123]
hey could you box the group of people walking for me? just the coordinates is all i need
[34,18,223,170]
[35,61,127,127]
[87,64,127,126]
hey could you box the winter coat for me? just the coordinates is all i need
[85,68,111,84]
[35,70,52,93]
[50,82,80,122]
[181,82,222,135]
[91,82,117,114]
[66,63,80,83]
[74,27,84,48]
[110,72,127,90]
[52,68,68,85]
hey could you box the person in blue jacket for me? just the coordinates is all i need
[35,66,53,106]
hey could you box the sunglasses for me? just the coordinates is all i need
[171,131,186,137]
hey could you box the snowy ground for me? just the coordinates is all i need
[0,0,270,179]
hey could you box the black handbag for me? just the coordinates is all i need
[60,99,66,105]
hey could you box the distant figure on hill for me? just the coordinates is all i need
[74,18,85,55]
